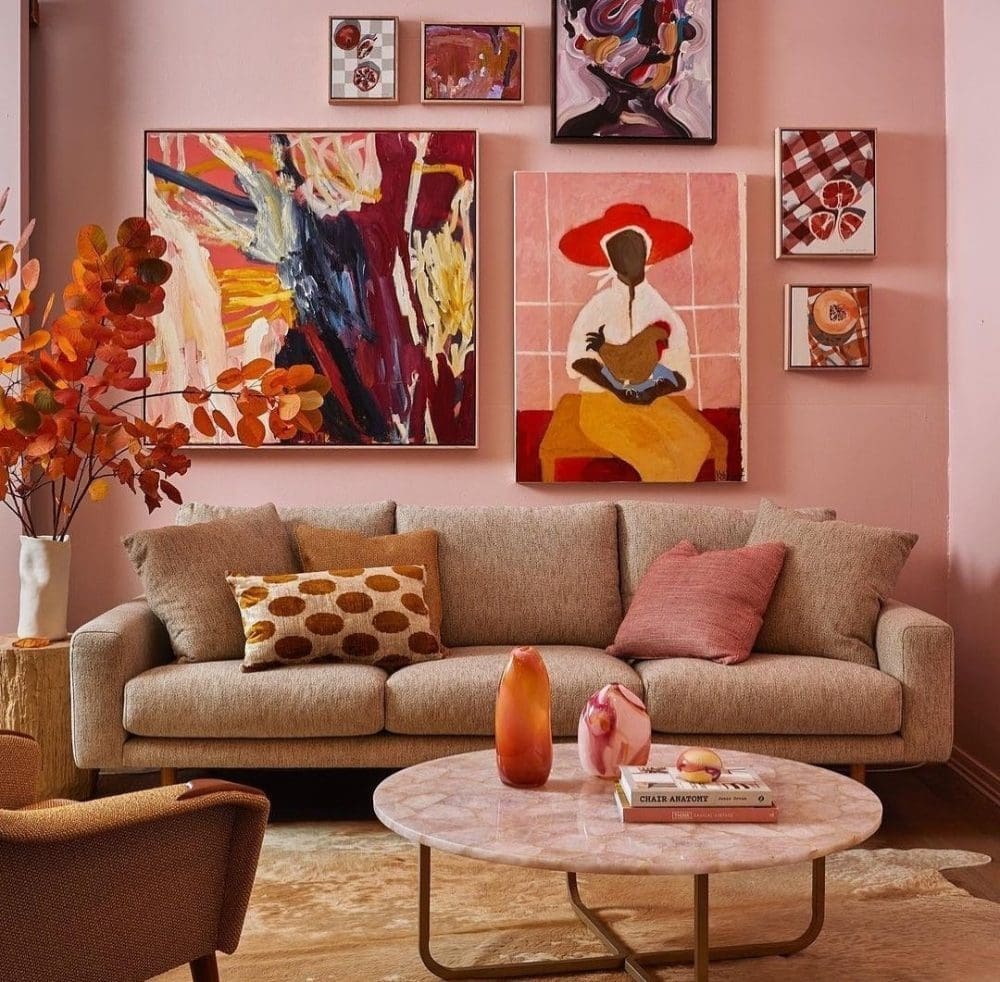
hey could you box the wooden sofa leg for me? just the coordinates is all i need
[849,763,867,785]
[160,767,178,787]
[189,953,219,982]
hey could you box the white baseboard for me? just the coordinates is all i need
[948,746,1000,809]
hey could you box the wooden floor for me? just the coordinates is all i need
[99,762,1000,901]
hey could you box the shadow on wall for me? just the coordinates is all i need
[948,559,1000,777]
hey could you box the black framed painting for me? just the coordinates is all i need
[551,0,717,144]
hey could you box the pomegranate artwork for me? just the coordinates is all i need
[495,646,553,788]
[577,684,651,779]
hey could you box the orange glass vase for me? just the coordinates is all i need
[495,646,553,788]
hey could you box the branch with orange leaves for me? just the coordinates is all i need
[0,195,327,539]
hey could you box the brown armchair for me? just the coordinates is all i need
[0,730,269,982]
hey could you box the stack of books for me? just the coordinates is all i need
[614,764,778,824]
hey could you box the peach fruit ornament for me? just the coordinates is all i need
[676,746,724,783]
[578,683,652,779]
[495,646,553,788]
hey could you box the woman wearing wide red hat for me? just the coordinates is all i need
[553,203,726,481]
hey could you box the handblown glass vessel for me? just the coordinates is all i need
[495,645,553,788]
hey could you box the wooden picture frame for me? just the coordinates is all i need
[329,16,399,104]
[775,128,877,259]
[784,284,872,371]
[551,0,717,144]
[420,22,525,104]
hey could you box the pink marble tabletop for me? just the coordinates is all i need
[373,744,882,876]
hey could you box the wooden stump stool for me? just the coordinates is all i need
[0,635,95,800]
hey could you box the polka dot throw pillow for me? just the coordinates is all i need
[227,565,444,672]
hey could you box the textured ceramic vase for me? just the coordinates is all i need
[495,645,553,788]
[578,683,651,779]
[17,536,71,641]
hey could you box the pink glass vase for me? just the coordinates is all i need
[578,683,651,779]
[495,646,553,788]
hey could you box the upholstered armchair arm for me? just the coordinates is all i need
[875,600,954,762]
[70,599,172,770]
[0,731,41,809]
[0,780,269,981]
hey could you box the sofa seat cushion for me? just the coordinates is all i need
[385,646,642,737]
[636,655,901,736]
[124,661,386,738]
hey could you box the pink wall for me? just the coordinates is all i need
[946,2,1000,778]
[0,2,29,630]
[26,0,949,630]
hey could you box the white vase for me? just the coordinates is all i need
[17,536,71,641]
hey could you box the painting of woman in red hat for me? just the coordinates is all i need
[514,171,746,484]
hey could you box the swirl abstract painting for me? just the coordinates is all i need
[552,0,716,143]
[144,130,477,447]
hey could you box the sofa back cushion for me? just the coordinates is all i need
[617,502,835,607]
[395,503,621,647]
[176,501,396,563]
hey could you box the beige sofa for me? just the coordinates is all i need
[70,501,954,780]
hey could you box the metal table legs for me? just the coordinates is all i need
[417,845,826,981]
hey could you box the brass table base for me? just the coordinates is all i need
[417,845,826,981]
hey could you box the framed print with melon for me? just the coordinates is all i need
[785,285,872,370]
[776,127,877,258]
[329,16,398,103]
[144,130,478,447]
[514,170,746,484]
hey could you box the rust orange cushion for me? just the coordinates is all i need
[607,540,787,665]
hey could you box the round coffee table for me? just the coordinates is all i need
[374,743,882,981]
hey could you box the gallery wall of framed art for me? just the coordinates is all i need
[30,0,951,624]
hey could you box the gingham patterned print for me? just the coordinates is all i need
[330,19,396,100]
[807,287,870,368]
[780,129,875,254]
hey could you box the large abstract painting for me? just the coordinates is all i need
[514,171,746,483]
[144,131,477,447]
[552,0,716,143]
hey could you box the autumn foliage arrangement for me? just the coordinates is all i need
[0,193,329,540]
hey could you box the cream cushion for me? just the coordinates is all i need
[747,499,918,666]
[617,502,836,606]
[396,503,621,647]
[637,655,902,736]
[385,645,642,737]
[124,661,386,738]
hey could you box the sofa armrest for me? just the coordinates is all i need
[875,600,954,762]
[70,600,173,770]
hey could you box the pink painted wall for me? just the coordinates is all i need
[26,0,949,630]
[0,1,29,631]
[946,2,1000,778]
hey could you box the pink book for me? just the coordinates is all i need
[614,785,778,824]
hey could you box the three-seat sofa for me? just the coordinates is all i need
[69,501,954,782]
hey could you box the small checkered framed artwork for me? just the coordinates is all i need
[785,285,872,371]
[776,128,877,258]
[329,16,398,103]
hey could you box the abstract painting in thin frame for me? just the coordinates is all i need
[421,23,524,103]
[785,285,872,371]
[776,128,877,258]
[144,130,478,447]
[552,0,716,144]
[514,171,746,484]
[329,16,398,103]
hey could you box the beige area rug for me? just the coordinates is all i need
[158,822,998,981]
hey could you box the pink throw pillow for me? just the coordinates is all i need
[607,540,787,665]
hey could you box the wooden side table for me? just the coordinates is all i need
[0,635,95,800]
